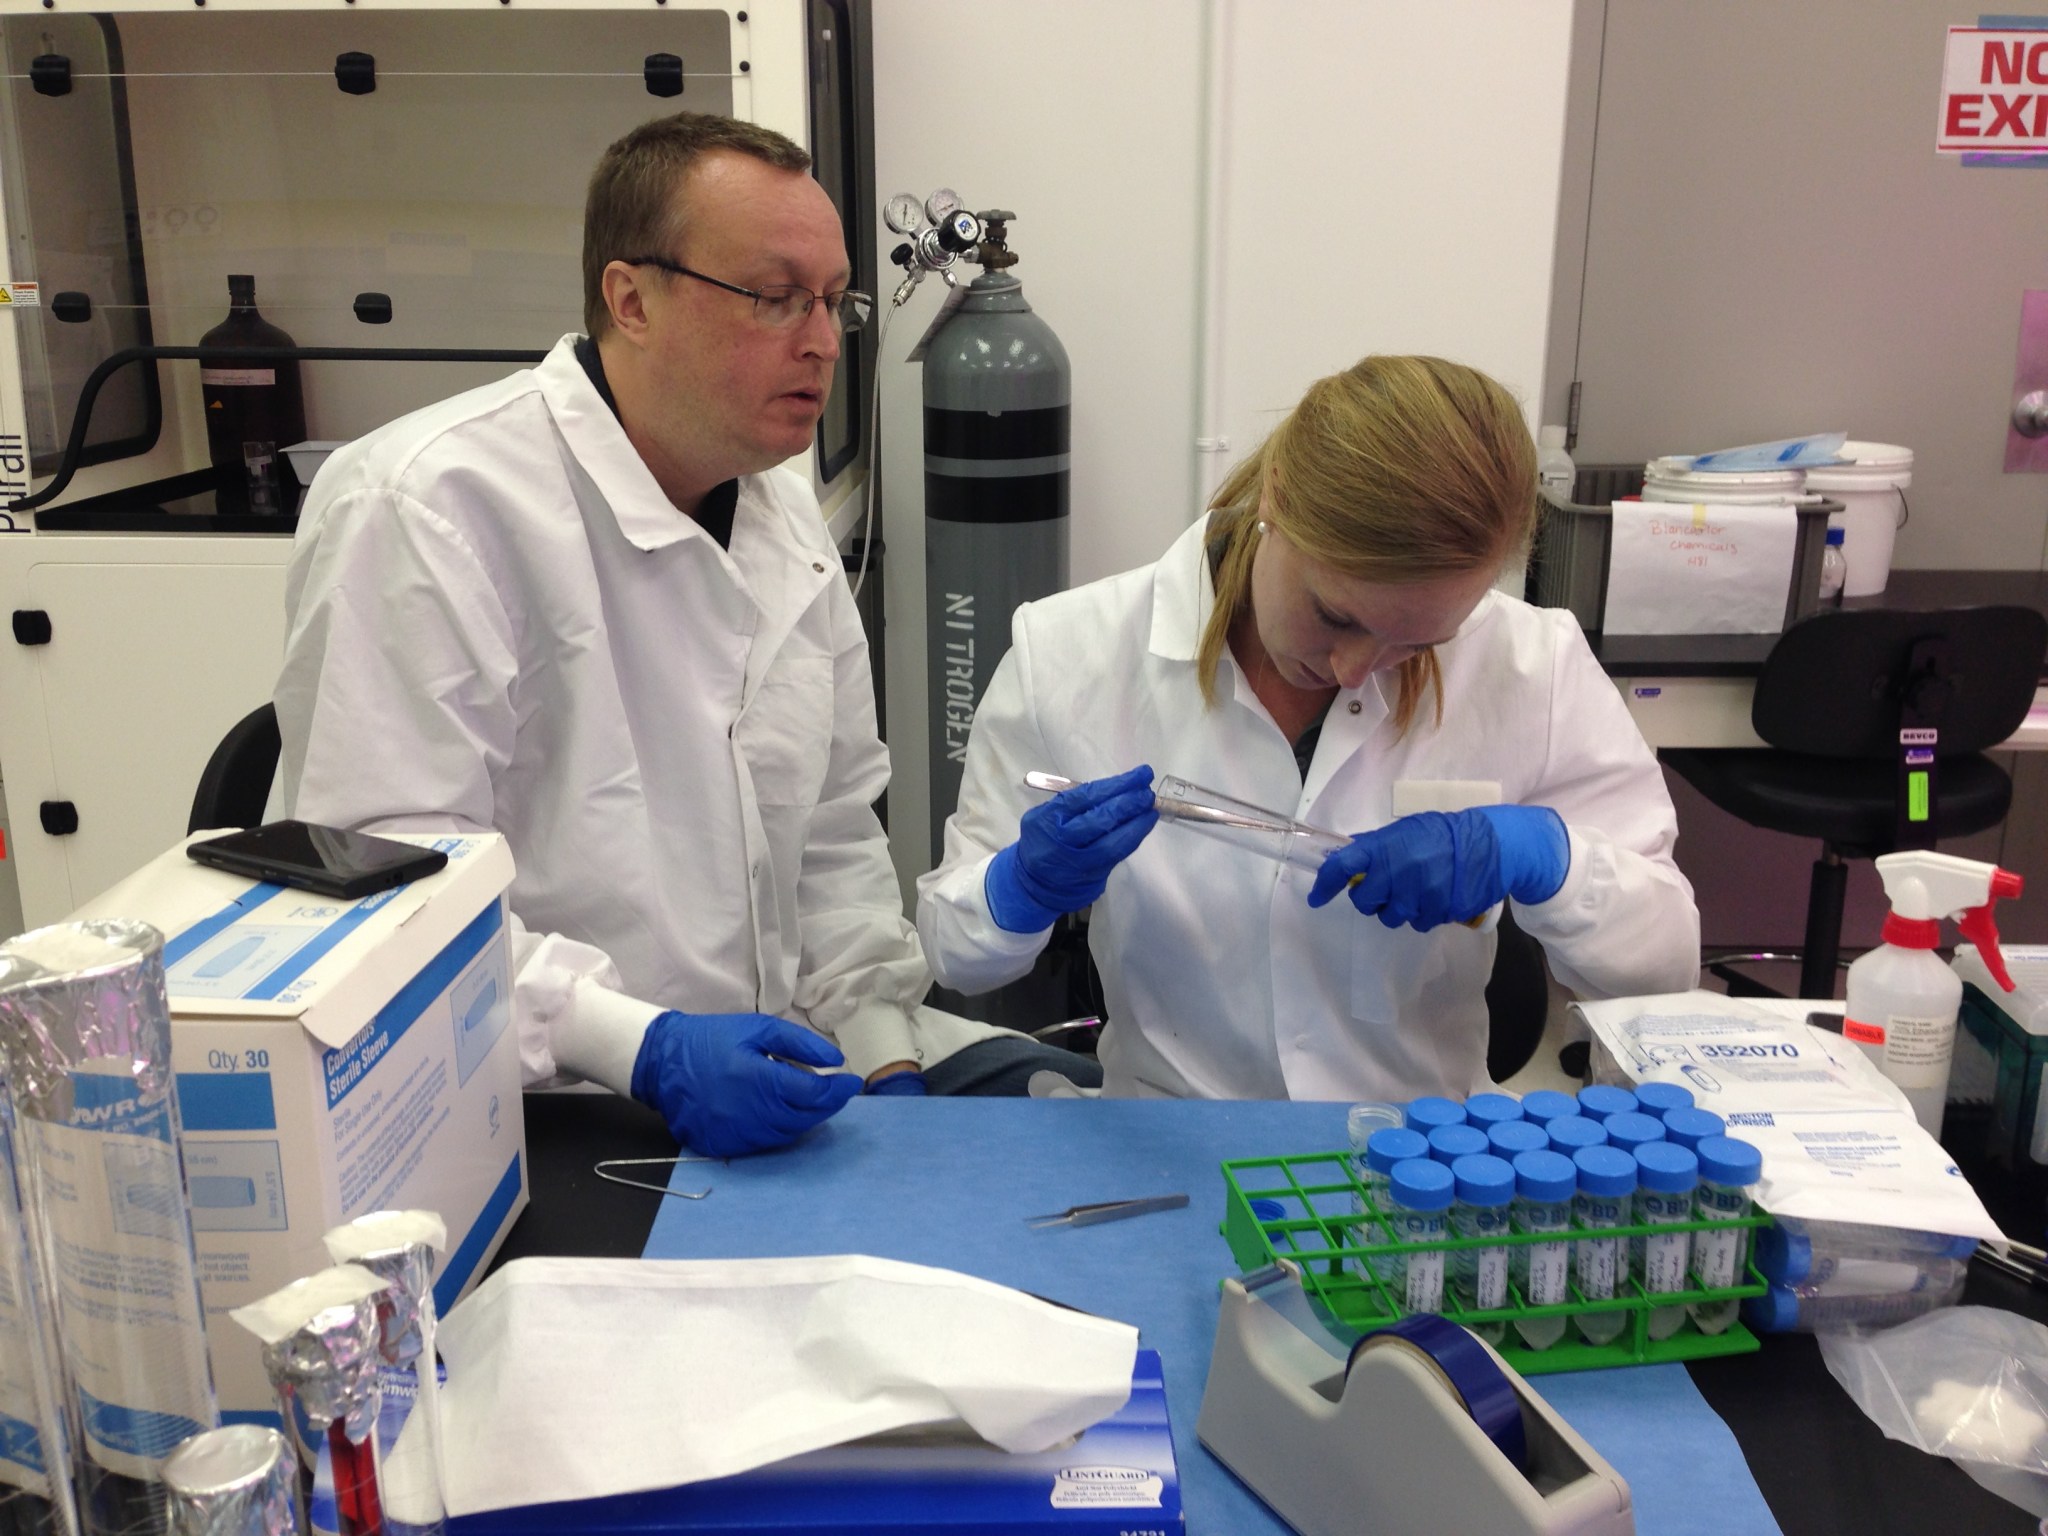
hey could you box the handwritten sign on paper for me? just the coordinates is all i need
[1601,499,1800,636]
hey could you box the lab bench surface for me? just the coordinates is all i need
[488,1090,2048,1536]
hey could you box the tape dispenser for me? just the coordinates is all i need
[1198,1260,1634,1536]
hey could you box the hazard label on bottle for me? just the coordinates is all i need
[0,283,40,308]
[1843,1018,1886,1046]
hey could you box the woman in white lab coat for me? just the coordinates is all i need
[917,356,1699,1101]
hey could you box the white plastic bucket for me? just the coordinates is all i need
[1640,458,1808,505]
[1801,442,1912,598]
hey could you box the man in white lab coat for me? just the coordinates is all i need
[276,113,1014,1155]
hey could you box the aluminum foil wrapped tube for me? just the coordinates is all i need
[0,923,219,1536]
[321,1216,445,1536]
[161,1426,297,1536]
[0,1082,81,1536]
[230,1269,388,1536]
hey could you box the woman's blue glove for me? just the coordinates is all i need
[1306,806,1570,932]
[630,1010,861,1156]
[984,764,1160,934]
[865,1070,928,1097]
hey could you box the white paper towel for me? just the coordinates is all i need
[432,1254,1140,1516]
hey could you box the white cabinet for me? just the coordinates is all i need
[0,534,290,926]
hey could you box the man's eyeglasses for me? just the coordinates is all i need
[625,256,873,334]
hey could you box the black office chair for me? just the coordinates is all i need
[188,702,281,834]
[1662,606,2047,1000]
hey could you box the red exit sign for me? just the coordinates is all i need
[1938,26,2048,152]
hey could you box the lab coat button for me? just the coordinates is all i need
[812,561,826,573]
[1348,700,1362,714]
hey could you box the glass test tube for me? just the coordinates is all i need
[1449,1154,1514,1345]
[1511,1150,1576,1351]
[1383,1159,1454,1313]
[1634,1143,1700,1341]
[1688,1136,1762,1336]
[1571,1146,1637,1346]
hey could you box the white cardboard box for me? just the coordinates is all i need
[73,832,527,1420]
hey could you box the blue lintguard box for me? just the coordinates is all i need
[450,1349,1183,1536]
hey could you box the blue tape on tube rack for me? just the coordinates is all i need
[1349,1314,1527,1473]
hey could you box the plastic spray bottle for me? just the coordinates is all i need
[1843,851,2023,1133]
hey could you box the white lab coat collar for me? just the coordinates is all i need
[533,334,721,556]
[1147,512,1397,744]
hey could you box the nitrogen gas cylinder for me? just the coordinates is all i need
[922,229,1069,861]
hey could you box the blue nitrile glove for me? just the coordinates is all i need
[630,1010,862,1157]
[1306,806,1570,932]
[865,1070,928,1097]
[984,764,1160,934]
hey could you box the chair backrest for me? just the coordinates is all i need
[188,702,281,834]
[1752,606,2047,759]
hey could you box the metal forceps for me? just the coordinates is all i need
[1027,1194,1189,1229]
[594,1155,715,1200]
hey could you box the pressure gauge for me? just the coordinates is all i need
[883,194,925,235]
[924,188,964,226]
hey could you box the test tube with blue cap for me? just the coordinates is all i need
[1571,1146,1638,1346]
[1485,1120,1548,1161]
[1603,1112,1666,1159]
[1449,1154,1514,1344]
[1661,1107,1726,1153]
[1575,1084,1639,1124]
[1634,1143,1700,1341]
[1359,1126,1427,1212]
[1383,1159,1454,1312]
[1544,1116,1608,1155]
[1425,1123,1489,1166]
[1510,1149,1576,1351]
[1403,1096,1466,1135]
[1688,1136,1763,1335]
[1518,1089,1579,1130]
[1461,1092,1524,1133]
[1632,1081,1695,1120]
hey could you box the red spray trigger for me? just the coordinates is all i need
[1956,868,2025,992]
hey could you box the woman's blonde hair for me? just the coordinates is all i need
[1196,355,1539,733]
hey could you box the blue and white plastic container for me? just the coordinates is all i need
[1425,1124,1489,1167]
[1449,1154,1514,1344]
[1571,1146,1637,1346]
[1688,1135,1762,1336]
[1384,1158,1455,1312]
[1510,1149,1576,1352]
[1634,1142,1700,1341]
[1575,1085,1640,1124]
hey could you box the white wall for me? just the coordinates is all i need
[871,0,1576,891]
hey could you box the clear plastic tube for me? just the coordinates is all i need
[1151,776,1349,872]
[1571,1147,1636,1347]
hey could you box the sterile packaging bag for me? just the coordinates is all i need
[433,1255,1140,1517]
[0,1081,79,1536]
[1819,1308,2048,1518]
[1575,991,2004,1241]
[0,922,219,1536]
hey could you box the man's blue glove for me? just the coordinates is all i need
[1306,806,1570,932]
[630,1010,861,1157]
[865,1070,928,1097]
[984,764,1160,934]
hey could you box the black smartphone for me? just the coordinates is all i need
[187,821,448,900]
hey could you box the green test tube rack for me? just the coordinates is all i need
[1221,1150,1772,1375]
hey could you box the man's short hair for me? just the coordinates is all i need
[582,111,812,337]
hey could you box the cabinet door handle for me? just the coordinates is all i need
[38,802,77,837]
[11,611,50,646]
